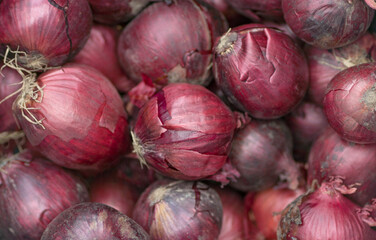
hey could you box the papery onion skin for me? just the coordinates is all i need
[41,202,150,240]
[132,180,223,240]
[15,64,129,173]
[307,128,376,206]
[229,120,300,192]
[72,25,135,93]
[282,0,374,49]
[0,0,92,68]
[118,0,227,86]
[0,150,89,240]
[225,0,283,22]
[132,83,236,180]
[323,62,376,144]
[213,24,309,119]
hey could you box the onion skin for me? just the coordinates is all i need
[229,120,300,192]
[132,180,223,240]
[226,0,283,22]
[307,128,376,206]
[0,0,92,68]
[41,202,150,240]
[0,150,89,240]
[15,64,129,173]
[72,25,135,93]
[201,0,249,27]
[323,63,376,144]
[213,24,308,119]
[118,0,227,86]
[132,83,236,181]
[282,0,374,49]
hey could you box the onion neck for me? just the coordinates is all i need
[358,199,376,227]
[131,131,148,168]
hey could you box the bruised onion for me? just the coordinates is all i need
[226,0,283,22]
[15,64,129,173]
[229,120,300,192]
[0,0,92,68]
[282,0,374,49]
[0,150,89,240]
[132,180,222,240]
[41,202,150,240]
[132,83,236,181]
[213,24,308,119]
[118,0,227,86]
[323,62,376,144]
[307,128,376,206]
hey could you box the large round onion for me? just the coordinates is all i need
[14,64,129,173]
[0,150,89,240]
[132,83,236,181]
[213,24,308,119]
[41,202,150,240]
[132,180,223,240]
[282,0,374,49]
[323,62,376,144]
[0,0,92,68]
[307,128,376,206]
[226,0,283,22]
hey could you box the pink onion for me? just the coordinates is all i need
[0,0,92,68]
[118,0,227,86]
[282,0,374,49]
[365,0,376,9]
[277,178,376,240]
[213,24,308,119]
[72,24,135,93]
[323,62,376,144]
[41,202,150,240]
[307,128,376,206]
[225,0,283,22]
[132,180,223,240]
[229,120,300,192]
[0,150,89,240]
[14,64,129,173]
[132,83,236,181]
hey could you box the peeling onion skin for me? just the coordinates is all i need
[225,0,283,22]
[307,128,376,206]
[0,0,92,68]
[0,151,89,240]
[15,64,129,173]
[132,180,223,240]
[41,202,150,240]
[282,0,374,49]
[132,83,236,181]
[118,0,227,86]
[323,63,376,144]
[213,24,309,119]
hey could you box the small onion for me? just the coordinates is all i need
[132,180,223,240]
[0,150,89,240]
[282,0,374,49]
[213,24,308,119]
[226,0,283,22]
[323,62,376,144]
[41,202,150,240]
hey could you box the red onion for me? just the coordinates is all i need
[132,180,223,240]
[14,64,129,173]
[118,0,227,86]
[88,0,149,24]
[132,83,236,181]
[213,24,309,119]
[225,0,283,22]
[365,0,376,9]
[307,128,376,206]
[0,0,92,68]
[201,0,249,27]
[0,150,89,240]
[282,0,374,49]
[323,62,376,144]
[306,33,376,106]
[41,202,150,240]
[277,178,376,240]
[229,120,300,192]
[72,25,135,93]
[263,21,302,46]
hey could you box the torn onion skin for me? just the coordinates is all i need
[307,128,376,206]
[0,0,92,68]
[282,0,374,49]
[323,62,376,144]
[213,24,309,119]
